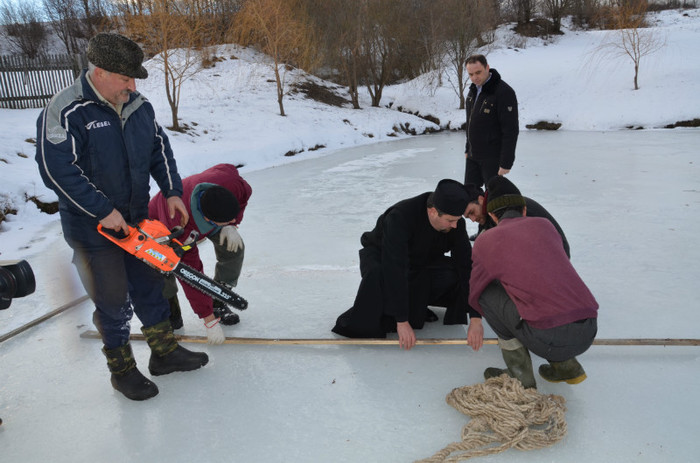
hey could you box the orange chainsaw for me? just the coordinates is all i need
[97,219,247,310]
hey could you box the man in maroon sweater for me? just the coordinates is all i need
[469,176,598,389]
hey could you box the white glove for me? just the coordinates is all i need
[219,225,243,252]
[205,318,225,345]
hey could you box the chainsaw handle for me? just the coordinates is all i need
[97,224,134,241]
[168,226,185,240]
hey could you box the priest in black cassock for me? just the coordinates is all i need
[332,179,484,351]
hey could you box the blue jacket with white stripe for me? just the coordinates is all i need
[36,70,182,247]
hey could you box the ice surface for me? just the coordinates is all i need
[2,131,699,463]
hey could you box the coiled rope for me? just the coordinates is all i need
[416,375,568,463]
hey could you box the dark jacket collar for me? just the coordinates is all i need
[469,68,503,96]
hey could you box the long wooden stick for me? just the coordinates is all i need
[0,295,91,344]
[79,330,700,346]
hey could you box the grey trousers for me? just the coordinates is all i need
[163,232,245,298]
[478,281,597,362]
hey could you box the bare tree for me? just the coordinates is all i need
[232,0,319,116]
[359,0,413,107]
[0,0,47,58]
[42,0,85,54]
[76,0,113,37]
[118,0,208,131]
[571,0,602,28]
[198,0,244,45]
[306,0,441,109]
[439,0,497,109]
[509,0,534,24]
[305,0,365,109]
[541,0,573,32]
[594,1,665,89]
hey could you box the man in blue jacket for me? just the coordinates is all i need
[36,33,208,401]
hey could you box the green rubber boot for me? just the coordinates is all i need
[141,320,208,376]
[539,357,587,384]
[103,343,159,401]
[484,337,537,389]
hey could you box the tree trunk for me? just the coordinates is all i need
[349,83,360,109]
[163,57,180,131]
[274,63,286,116]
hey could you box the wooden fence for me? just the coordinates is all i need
[0,53,88,109]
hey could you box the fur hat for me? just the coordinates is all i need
[486,176,526,213]
[433,179,469,216]
[87,33,148,79]
[200,186,239,223]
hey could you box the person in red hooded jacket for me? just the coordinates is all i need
[149,163,252,344]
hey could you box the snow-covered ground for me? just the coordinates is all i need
[1,9,699,463]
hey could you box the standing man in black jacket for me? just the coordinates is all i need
[332,180,484,351]
[464,54,519,187]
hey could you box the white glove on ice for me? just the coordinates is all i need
[219,225,243,252]
[205,318,225,345]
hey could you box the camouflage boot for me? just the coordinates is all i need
[103,343,159,401]
[141,320,208,376]
[539,357,587,384]
[484,337,537,389]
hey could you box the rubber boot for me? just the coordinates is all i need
[168,296,184,330]
[483,337,537,389]
[539,357,587,384]
[103,343,159,401]
[213,299,240,326]
[141,320,208,376]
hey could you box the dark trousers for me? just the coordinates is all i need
[71,245,170,349]
[464,156,500,188]
[332,248,467,338]
[478,281,597,362]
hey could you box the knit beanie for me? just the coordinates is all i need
[485,176,526,213]
[200,186,239,223]
[433,179,469,216]
[87,33,148,79]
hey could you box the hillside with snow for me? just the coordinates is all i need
[1,8,699,255]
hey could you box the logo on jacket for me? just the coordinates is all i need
[47,125,67,144]
[85,120,111,130]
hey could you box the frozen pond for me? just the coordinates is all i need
[1,129,699,463]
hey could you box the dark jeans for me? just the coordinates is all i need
[464,155,500,188]
[478,281,597,362]
[71,245,169,349]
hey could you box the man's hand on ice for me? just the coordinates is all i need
[397,321,416,350]
[467,317,484,351]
